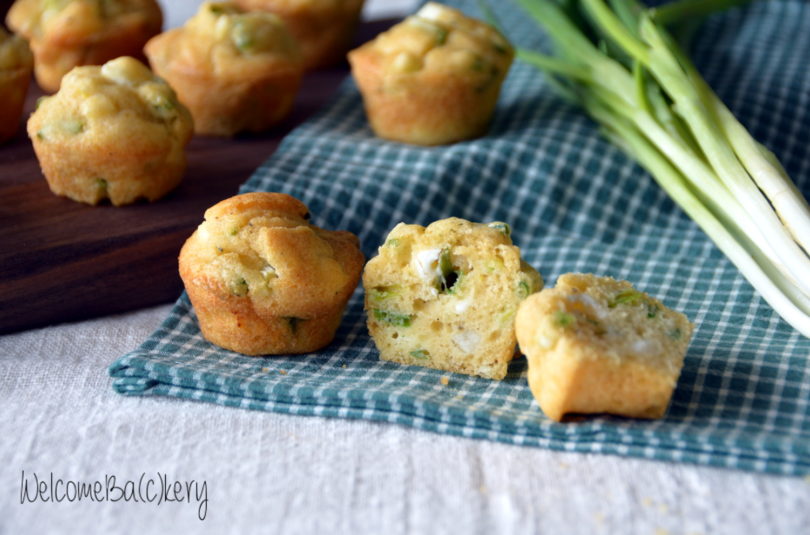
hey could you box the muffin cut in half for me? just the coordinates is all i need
[363,218,542,380]
[6,0,163,92]
[234,0,366,70]
[28,56,193,206]
[179,192,365,355]
[145,1,303,136]
[515,273,694,422]
[348,2,514,146]
[0,27,33,143]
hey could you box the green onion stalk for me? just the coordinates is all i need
[506,0,810,337]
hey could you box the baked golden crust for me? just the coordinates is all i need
[0,28,33,143]
[233,0,365,70]
[348,2,514,146]
[6,0,163,92]
[179,192,365,355]
[515,273,694,421]
[363,218,542,380]
[27,56,193,206]
[145,1,303,136]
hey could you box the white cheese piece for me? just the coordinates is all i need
[452,331,480,354]
[631,339,655,354]
[454,297,472,314]
[413,248,442,282]
[417,2,449,22]
[567,293,608,319]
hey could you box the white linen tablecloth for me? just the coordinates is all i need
[1,305,809,534]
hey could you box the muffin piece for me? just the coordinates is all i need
[0,27,33,143]
[179,192,365,355]
[6,0,163,92]
[363,218,542,380]
[234,0,365,70]
[28,56,193,206]
[515,273,694,422]
[145,1,303,136]
[348,2,514,146]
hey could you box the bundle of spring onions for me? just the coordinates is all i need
[504,0,810,338]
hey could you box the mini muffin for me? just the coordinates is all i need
[515,273,694,422]
[348,2,514,146]
[6,0,163,92]
[0,27,33,143]
[179,192,365,355]
[363,218,542,380]
[233,0,365,70]
[28,56,193,206]
[145,1,303,136]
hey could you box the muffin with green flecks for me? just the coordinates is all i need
[0,26,33,143]
[28,56,193,205]
[179,192,365,355]
[145,1,303,136]
[515,273,693,422]
[6,0,163,92]
[348,2,514,146]
[363,217,542,380]
[233,0,366,70]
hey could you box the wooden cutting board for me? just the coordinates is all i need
[0,20,393,334]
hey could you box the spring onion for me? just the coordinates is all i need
[508,0,810,337]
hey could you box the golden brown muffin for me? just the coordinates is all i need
[145,1,303,136]
[363,218,542,380]
[0,27,33,143]
[515,273,694,422]
[348,2,514,146]
[28,56,193,206]
[233,0,365,70]
[179,192,365,355]
[6,0,163,92]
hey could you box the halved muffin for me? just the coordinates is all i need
[515,273,694,421]
[363,218,542,380]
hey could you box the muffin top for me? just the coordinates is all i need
[184,192,364,318]
[30,56,192,146]
[0,26,33,72]
[359,2,513,80]
[366,217,541,306]
[6,0,163,44]
[517,273,693,372]
[151,2,301,76]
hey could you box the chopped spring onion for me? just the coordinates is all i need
[508,0,810,338]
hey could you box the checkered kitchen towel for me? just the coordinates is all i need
[109,0,810,475]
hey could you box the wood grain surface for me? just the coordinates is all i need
[0,19,393,334]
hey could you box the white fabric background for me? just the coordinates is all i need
[2,305,809,534]
[3,1,810,534]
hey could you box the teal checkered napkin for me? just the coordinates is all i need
[110,0,810,475]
